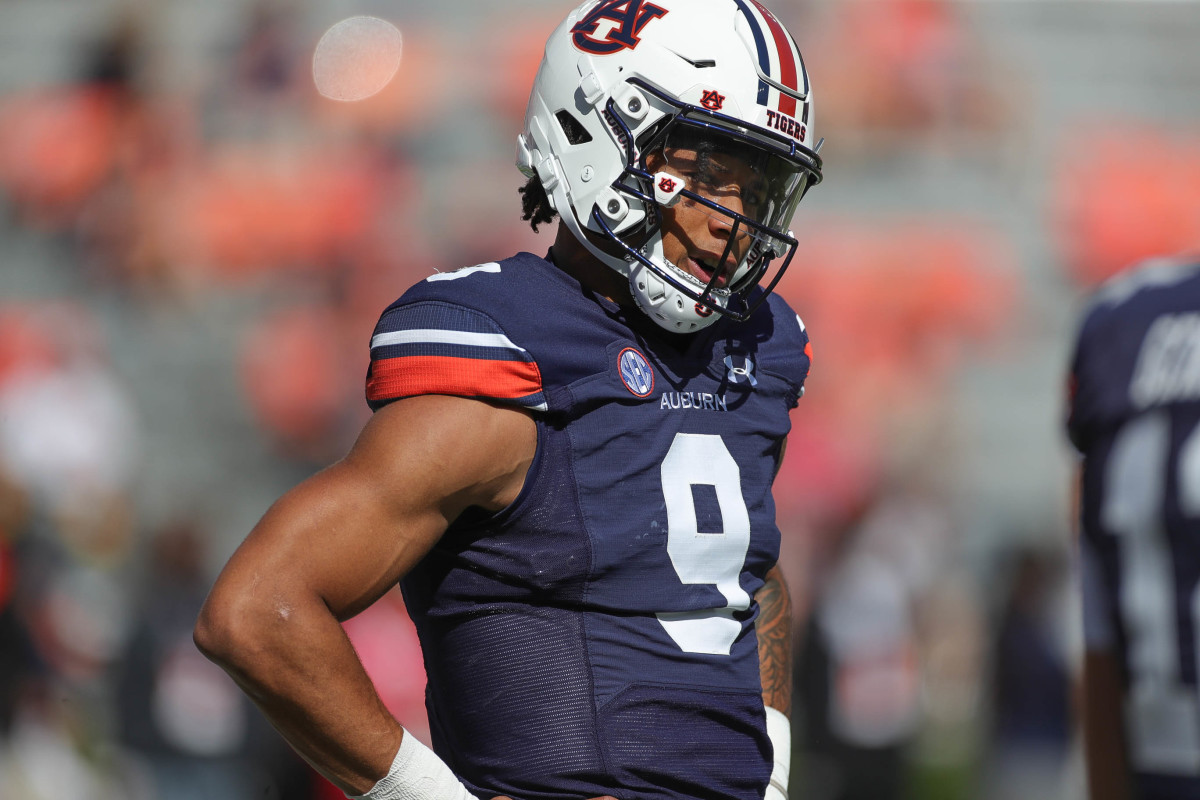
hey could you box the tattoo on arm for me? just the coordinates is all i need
[756,566,793,716]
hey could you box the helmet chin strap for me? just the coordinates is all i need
[625,228,726,334]
[553,178,724,333]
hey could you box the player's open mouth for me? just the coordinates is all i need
[687,256,730,287]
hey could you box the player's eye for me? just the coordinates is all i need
[674,166,714,190]
[743,185,767,210]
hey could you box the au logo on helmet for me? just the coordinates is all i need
[700,90,725,111]
[571,0,669,55]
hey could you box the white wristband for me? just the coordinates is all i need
[764,707,791,800]
[350,730,478,800]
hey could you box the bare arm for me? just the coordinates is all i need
[761,435,794,716]
[756,564,793,716]
[1082,648,1131,800]
[194,395,536,794]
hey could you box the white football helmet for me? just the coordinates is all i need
[518,0,823,333]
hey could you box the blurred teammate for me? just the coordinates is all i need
[1067,255,1200,800]
[195,1,822,798]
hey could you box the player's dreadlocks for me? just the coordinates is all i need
[519,174,558,233]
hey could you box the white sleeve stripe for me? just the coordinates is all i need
[426,262,501,282]
[370,329,528,353]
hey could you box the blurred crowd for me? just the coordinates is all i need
[0,0,1198,798]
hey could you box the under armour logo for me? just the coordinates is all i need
[724,355,757,386]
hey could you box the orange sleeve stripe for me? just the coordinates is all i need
[366,354,544,402]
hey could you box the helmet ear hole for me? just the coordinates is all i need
[555,111,593,145]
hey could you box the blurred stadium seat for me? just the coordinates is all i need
[1055,121,1200,288]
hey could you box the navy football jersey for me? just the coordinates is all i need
[365,252,811,800]
[1068,257,1200,799]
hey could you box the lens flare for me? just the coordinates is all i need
[312,16,402,102]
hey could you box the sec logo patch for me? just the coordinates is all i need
[618,347,655,397]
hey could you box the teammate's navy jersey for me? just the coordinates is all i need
[366,252,811,800]
[1068,257,1200,799]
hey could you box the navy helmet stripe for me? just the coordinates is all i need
[731,0,771,106]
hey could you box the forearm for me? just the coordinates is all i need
[756,565,793,715]
[755,565,794,800]
[1082,649,1132,800]
[196,582,404,794]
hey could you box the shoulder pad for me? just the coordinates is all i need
[366,259,548,412]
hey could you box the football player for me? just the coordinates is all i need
[1068,255,1200,800]
[195,1,823,798]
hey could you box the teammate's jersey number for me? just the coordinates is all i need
[657,433,752,655]
[1104,412,1200,774]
